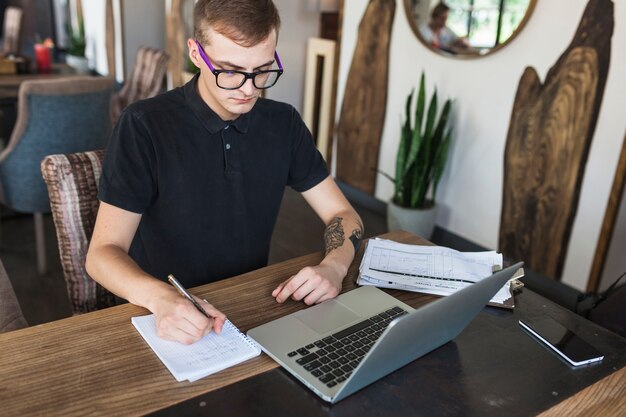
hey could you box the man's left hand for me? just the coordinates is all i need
[272,263,345,305]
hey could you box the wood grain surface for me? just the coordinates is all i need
[105,0,115,78]
[538,366,626,417]
[499,0,613,280]
[165,0,185,89]
[336,0,395,195]
[0,231,431,416]
[1,230,624,416]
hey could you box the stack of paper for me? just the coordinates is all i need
[357,239,517,305]
[132,315,261,382]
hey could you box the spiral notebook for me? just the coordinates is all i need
[131,315,261,382]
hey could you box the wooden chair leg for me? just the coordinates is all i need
[34,213,46,275]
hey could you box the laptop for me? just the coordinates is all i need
[247,262,523,403]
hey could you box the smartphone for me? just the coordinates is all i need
[519,317,604,366]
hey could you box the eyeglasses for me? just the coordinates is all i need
[195,40,284,90]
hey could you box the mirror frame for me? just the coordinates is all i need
[403,0,537,59]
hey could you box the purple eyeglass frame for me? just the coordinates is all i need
[194,39,284,90]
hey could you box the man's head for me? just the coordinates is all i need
[430,2,450,30]
[194,0,281,47]
[189,0,282,121]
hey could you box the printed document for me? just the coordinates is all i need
[357,239,515,305]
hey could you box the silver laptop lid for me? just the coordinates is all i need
[334,262,523,402]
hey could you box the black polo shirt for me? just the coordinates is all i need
[99,75,329,288]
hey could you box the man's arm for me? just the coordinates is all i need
[85,202,225,344]
[272,176,363,305]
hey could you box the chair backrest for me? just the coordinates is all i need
[0,256,28,332]
[41,150,116,314]
[0,76,114,214]
[2,6,23,55]
[111,46,169,123]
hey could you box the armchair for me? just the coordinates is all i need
[41,150,115,314]
[0,76,114,275]
[110,46,169,124]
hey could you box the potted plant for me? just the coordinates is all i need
[380,72,453,238]
[65,18,89,74]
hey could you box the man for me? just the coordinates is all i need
[419,2,469,52]
[85,0,363,345]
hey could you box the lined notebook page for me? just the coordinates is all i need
[132,315,261,382]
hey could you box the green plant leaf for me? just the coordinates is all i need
[426,98,451,201]
[394,89,414,202]
[67,18,86,57]
[380,72,453,209]
[432,127,452,203]
[404,73,426,176]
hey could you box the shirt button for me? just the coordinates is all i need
[226,144,231,150]
[224,125,230,130]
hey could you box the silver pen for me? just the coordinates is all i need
[167,274,210,319]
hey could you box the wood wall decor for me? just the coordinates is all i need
[587,132,626,291]
[105,0,115,77]
[165,0,185,90]
[303,38,336,162]
[499,0,613,281]
[336,0,395,195]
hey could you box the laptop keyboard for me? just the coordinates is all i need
[287,306,408,388]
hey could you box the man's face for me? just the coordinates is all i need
[432,11,449,30]
[188,28,278,121]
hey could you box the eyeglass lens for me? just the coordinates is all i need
[216,70,280,90]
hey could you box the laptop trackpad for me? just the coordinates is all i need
[294,301,360,335]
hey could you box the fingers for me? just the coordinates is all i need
[273,273,311,304]
[155,293,226,344]
[156,308,208,345]
[273,267,342,305]
[200,298,227,335]
[271,281,285,298]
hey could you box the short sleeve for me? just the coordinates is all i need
[286,107,329,192]
[98,107,157,213]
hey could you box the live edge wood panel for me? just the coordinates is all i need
[336,0,395,195]
[499,0,613,281]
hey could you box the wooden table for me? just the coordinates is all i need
[0,231,624,416]
[0,63,78,99]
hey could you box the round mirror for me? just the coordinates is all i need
[404,0,537,58]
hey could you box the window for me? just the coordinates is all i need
[446,0,531,49]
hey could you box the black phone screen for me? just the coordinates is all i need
[519,318,604,366]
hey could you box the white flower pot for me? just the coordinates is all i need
[387,201,438,239]
[66,54,90,74]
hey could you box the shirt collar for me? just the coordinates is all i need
[184,73,251,134]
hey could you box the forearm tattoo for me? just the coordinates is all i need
[324,217,364,255]
[324,217,345,255]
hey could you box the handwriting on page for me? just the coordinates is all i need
[131,316,260,382]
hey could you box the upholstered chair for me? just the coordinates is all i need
[41,150,116,314]
[0,76,114,275]
[0,256,28,332]
[110,46,169,124]
[2,6,23,56]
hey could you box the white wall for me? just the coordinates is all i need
[122,0,166,77]
[337,0,626,291]
[265,0,320,112]
[82,0,107,75]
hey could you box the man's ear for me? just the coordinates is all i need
[187,38,202,69]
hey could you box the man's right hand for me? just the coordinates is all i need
[152,288,226,345]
